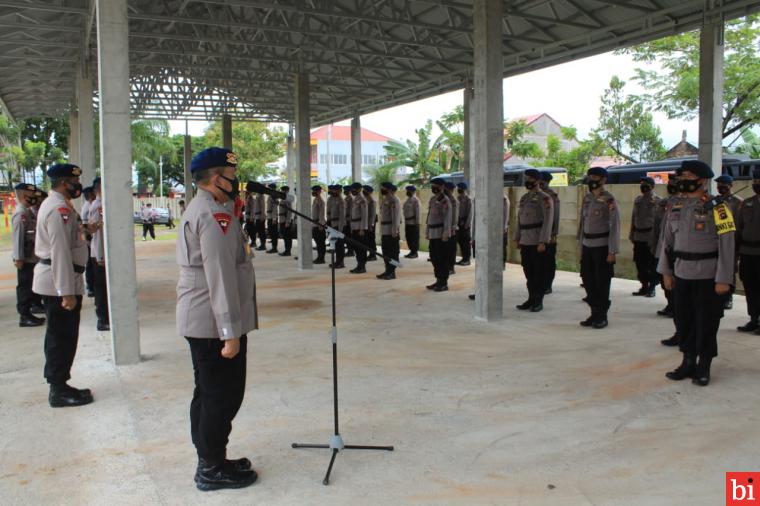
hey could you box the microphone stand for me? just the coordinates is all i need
[270,197,396,485]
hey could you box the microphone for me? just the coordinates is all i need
[246,181,285,200]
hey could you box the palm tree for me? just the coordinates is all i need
[365,164,398,189]
[378,119,443,185]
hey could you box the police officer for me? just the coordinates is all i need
[736,169,760,333]
[278,185,295,256]
[455,182,472,266]
[343,185,355,258]
[443,182,459,275]
[716,174,742,310]
[177,147,258,490]
[33,163,92,408]
[81,186,96,297]
[654,173,683,346]
[12,183,45,327]
[327,185,346,269]
[658,160,734,387]
[364,185,378,261]
[630,176,661,297]
[88,177,109,331]
[252,185,266,250]
[377,182,401,280]
[311,185,327,264]
[265,183,280,254]
[403,185,421,258]
[538,172,560,294]
[141,202,156,240]
[349,182,369,274]
[244,187,256,246]
[515,169,553,312]
[426,178,453,292]
[578,167,620,329]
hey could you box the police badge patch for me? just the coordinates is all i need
[57,207,70,224]
[213,212,232,234]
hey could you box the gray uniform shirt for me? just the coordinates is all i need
[266,195,278,220]
[657,195,735,284]
[33,190,88,297]
[652,195,676,257]
[350,193,368,231]
[245,194,255,223]
[457,194,472,230]
[630,192,661,243]
[403,196,421,226]
[578,190,621,254]
[380,194,401,236]
[514,190,553,246]
[278,192,296,224]
[724,194,743,217]
[253,193,265,221]
[176,189,258,340]
[736,194,760,256]
[344,194,353,226]
[88,197,105,263]
[447,193,459,232]
[366,195,377,229]
[312,195,326,226]
[543,187,560,240]
[426,193,452,240]
[327,195,346,230]
[12,204,38,263]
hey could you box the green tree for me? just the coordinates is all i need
[378,119,443,185]
[504,119,544,160]
[435,106,465,173]
[203,121,287,181]
[366,164,398,189]
[622,14,760,140]
[129,120,177,194]
[730,129,760,158]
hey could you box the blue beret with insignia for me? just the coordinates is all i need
[47,163,82,178]
[640,176,655,186]
[524,168,540,179]
[587,166,608,177]
[444,181,455,190]
[380,182,393,190]
[540,172,553,182]
[456,182,468,190]
[350,182,362,190]
[405,185,416,191]
[715,174,733,184]
[190,147,237,173]
[430,177,445,186]
[14,183,37,192]
[362,185,374,193]
[679,160,713,178]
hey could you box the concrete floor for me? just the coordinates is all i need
[1,239,759,506]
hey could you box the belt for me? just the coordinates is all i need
[674,250,719,261]
[351,218,362,222]
[404,216,416,220]
[583,231,609,239]
[381,221,392,225]
[633,226,653,232]
[519,222,543,230]
[428,224,443,229]
[741,239,760,247]
[40,258,86,274]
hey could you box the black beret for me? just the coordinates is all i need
[390,184,398,191]
[311,185,322,191]
[640,176,655,186]
[715,174,733,183]
[524,168,540,179]
[456,182,468,190]
[267,183,276,189]
[540,172,553,182]
[405,185,416,191]
[679,159,713,178]
[380,182,393,189]
[191,147,237,173]
[343,185,352,191]
[362,185,374,193]
[587,167,608,177]
[350,182,362,190]
[92,176,101,187]
[47,163,81,178]
[444,181,455,190]
[14,183,37,192]
[281,185,290,191]
[430,177,445,185]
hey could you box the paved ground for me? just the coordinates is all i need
[1,239,759,506]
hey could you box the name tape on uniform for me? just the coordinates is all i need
[713,203,736,235]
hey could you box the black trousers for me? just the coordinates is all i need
[381,235,400,273]
[93,262,109,325]
[255,220,266,248]
[16,262,36,317]
[673,278,723,359]
[43,295,82,386]
[633,241,657,287]
[448,234,457,270]
[456,227,471,262]
[142,223,155,239]
[520,245,547,305]
[281,223,293,253]
[334,238,345,265]
[368,226,378,258]
[546,242,557,290]
[187,335,247,465]
[405,224,419,254]
[245,221,256,244]
[267,220,279,250]
[343,225,354,255]
[429,238,450,284]
[313,227,326,261]
[581,245,614,316]
[85,249,94,293]
[353,229,367,268]
[739,254,760,319]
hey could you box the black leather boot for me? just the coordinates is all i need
[737,319,758,332]
[660,334,680,347]
[692,357,712,386]
[666,354,695,381]
[632,285,647,296]
[516,300,532,310]
[49,384,93,408]
[20,314,45,327]
[195,459,257,491]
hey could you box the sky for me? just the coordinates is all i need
[169,51,701,149]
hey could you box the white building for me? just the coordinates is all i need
[311,125,394,183]
[504,113,579,166]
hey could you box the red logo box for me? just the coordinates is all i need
[727,472,758,505]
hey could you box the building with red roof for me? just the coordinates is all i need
[310,125,395,182]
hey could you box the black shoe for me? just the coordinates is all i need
[657,306,674,317]
[516,301,532,310]
[530,303,543,313]
[724,299,733,310]
[329,263,345,269]
[349,267,366,274]
[582,297,589,304]
[313,259,326,265]
[87,290,95,298]
[405,253,418,259]
[592,318,608,329]
[426,282,439,290]
[456,260,471,266]
[449,268,456,275]
[580,315,595,327]
[381,272,396,280]
[97,322,110,331]
[666,355,695,381]
[737,320,758,332]
[632,286,647,296]
[266,249,278,254]
[468,294,475,300]
[279,252,291,257]
[367,256,377,262]
[692,357,712,386]
[645,286,656,298]
[433,284,448,292]
[346,252,355,257]
[376,272,388,279]
[49,385,93,408]
[256,246,266,251]
[30,305,46,315]
[196,457,252,474]
[545,288,553,295]
[195,459,258,491]
[20,314,45,327]
[661,334,680,346]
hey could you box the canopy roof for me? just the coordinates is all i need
[0,0,757,124]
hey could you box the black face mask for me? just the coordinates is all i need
[26,196,38,206]
[432,187,441,194]
[640,184,651,193]
[753,184,760,195]
[381,189,388,196]
[64,181,83,199]
[216,174,239,200]
[587,180,601,191]
[667,183,678,195]
[676,179,701,194]
[717,185,730,195]
[406,192,413,198]
[525,181,536,190]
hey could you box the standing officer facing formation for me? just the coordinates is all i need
[33,163,92,408]
[349,182,369,274]
[630,176,661,298]
[515,169,553,312]
[88,177,110,331]
[426,177,453,292]
[176,147,258,491]
[377,182,401,280]
[658,160,734,387]
[12,183,45,327]
[403,185,421,259]
[327,185,346,269]
[311,185,327,264]
[538,172,560,294]
[265,183,279,254]
[278,185,295,256]
[81,186,96,297]
[455,182,472,266]
[715,174,742,310]
[443,182,459,275]
[654,173,683,346]
[578,167,620,329]
[735,169,760,334]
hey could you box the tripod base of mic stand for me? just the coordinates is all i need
[292,437,394,485]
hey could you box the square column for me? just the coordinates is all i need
[698,19,724,182]
[68,109,79,165]
[351,114,362,182]
[77,64,96,186]
[472,0,504,321]
[462,83,473,182]
[222,114,232,150]
[286,123,295,188]
[96,0,141,365]
[183,134,193,203]
[295,73,313,270]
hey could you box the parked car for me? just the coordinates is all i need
[605,156,759,184]
[436,164,569,188]
[133,207,171,225]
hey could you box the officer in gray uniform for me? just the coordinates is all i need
[253,188,266,250]
[377,182,401,280]
[444,182,459,275]
[33,163,92,408]
[658,160,735,387]
[538,172,560,294]
[515,168,554,312]
[455,182,472,266]
[364,185,378,261]
[176,147,258,491]
[87,177,109,331]
[343,186,355,258]
[12,183,45,327]
[81,186,96,297]
[715,174,742,310]
[349,182,369,273]
[311,185,327,264]
[244,188,256,246]
[630,176,661,297]
[578,167,620,329]
[278,185,296,256]
[426,178,453,292]
[403,185,421,258]
[265,183,279,254]
[736,169,760,333]
[654,173,683,346]
[327,185,346,268]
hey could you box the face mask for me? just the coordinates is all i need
[587,180,601,191]
[381,189,388,196]
[717,185,730,195]
[216,174,239,200]
[676,179,701,194]
[26,196,38,206]
[640,184,651,193]
[667,183,677,195]
[406,192,413,198]
[64,181,83,199]
[753,184,760,195]
[432,187,441,194]
[525,181,536,190]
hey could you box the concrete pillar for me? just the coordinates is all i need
[295,73,313,270]
[183,134,193,204]
[96,0,141,365]
[77,65,96,186]
[68,110,79,165]
[462,83,472,182]
[222,114,232,150]
[472,0,504,321]
[698,19,724,187]
[286,124,295,188]
[351,114,362,182]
